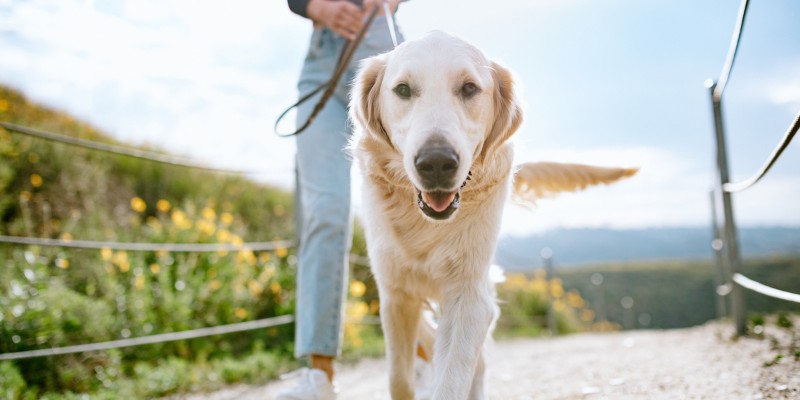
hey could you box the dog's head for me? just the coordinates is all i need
[351,31,523,221]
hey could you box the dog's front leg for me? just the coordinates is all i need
[381,289,422,400]
[432,283,495,400]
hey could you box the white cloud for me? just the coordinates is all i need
[0,0,308,188]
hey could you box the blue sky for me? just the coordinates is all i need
[1,0,798,235]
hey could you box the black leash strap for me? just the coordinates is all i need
[274,7,380,137]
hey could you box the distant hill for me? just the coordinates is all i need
[495,227,800,271]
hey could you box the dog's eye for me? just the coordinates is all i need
[394,83,412,99]
[461,82,480,99]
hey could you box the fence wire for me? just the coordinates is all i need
[0,234,294,253]
[0,104,381,363]
[733,273,800,304]
[713,0,750,101]
[0,315,295,361]
[0,120,248,174]
[723,110,800,193]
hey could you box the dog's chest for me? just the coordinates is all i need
[383,191,483,263]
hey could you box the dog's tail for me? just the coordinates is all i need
[512,162,638,204]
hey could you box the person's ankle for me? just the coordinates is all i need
[310,354,335,382]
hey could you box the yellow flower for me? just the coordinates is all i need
[149,263,160,274]
[259,265,276,282]
[237,249,257,265]
[134,275,145,290]
[220,212,234,226]
[56,258,69,269]
[348,301,369,320]
[101,247,113,261]
[156,199,171,212]
[231,234,244,249]
[113,251,130,273]
[19,191,31,202]
[130,197,147,213]
[235,308,248,319]
[550,279,564,299]
[349,280,366,298]
[248,280,263,297]
[370,299,380,314]
[171,209,192,230]
[258,252,271,264]
[276,247,288,258]
[0,99,8,112]
[201,207,216,221]
[270,282,282,295]
[344,323,363,348]
[30,174,43,188]
[504,273,527,290]
[208,280,222,291]
[566,290,585,308]
[581,309,596,322]
[197,219,216,237]
[216,229,232,243]
[60,232,73,242]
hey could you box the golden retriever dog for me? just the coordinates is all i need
[349,31,636,399]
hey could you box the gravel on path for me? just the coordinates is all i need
[174,322,799,400]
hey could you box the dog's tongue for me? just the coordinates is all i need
[423,191,457,212]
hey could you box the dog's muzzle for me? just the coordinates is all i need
[413,143,464,220]
[414,145,459,189]
[415,171,472,221]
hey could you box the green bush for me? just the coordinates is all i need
[0,361,26,400]
[495,272,597,337]
[0,85,305,397]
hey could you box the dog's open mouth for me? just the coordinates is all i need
[417,188,461,220]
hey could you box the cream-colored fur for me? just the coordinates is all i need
[349,31,636,400]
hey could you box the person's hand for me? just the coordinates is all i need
[307,0,365,40]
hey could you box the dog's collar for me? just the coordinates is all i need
[461,170,473,189]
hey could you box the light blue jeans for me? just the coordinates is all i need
[294,16,403,359]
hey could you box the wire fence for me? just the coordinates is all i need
[0,315,295,361]
[0,234,294,253]
[0,121,250,174]
[706,0,800,336]
[0,231,375,360]
[0,117,376,361]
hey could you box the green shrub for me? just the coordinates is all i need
[495,272,596,337]
[0,361,26,400]
[0,85,304,397]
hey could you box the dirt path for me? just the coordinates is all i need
[177,323,798,400]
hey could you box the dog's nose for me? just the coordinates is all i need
[415,145,459,188]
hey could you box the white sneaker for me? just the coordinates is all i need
[414,357,433,400]
[275,368,337,400]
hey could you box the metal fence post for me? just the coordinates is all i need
[707,81,746,336]
[541,247,557,336]
[709,189,728,319]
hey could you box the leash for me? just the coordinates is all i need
[275,2,396,137]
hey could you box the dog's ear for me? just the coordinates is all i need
[480,61,523,162]
[351,54,391,145]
